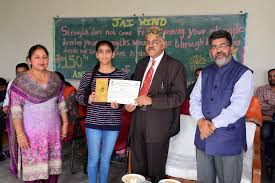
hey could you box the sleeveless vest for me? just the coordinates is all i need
[195,59,249,155]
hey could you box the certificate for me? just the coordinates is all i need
[95,78,109,103]
[107,79,140,105]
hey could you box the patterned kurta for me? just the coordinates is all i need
[10,74,67,181]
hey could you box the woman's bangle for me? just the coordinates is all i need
[63,122,69,125]
[17,132,25,137]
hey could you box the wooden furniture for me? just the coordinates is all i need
[251,120,262,183]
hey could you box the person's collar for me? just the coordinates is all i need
[150,51,164,64]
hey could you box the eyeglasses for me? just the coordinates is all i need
[145,40,161,47]
[210,43,231,51]
[97,49,113,55]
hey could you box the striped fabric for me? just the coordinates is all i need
[76,69,128,131]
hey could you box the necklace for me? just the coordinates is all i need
[29,70,49,84]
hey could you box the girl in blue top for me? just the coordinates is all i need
[76,40,128,183]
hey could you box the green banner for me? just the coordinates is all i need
[54,14,247,85]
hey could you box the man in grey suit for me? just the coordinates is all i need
[125,26,186,183]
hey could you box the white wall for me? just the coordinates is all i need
[0,0,274,88]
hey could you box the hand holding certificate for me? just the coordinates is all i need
[107,79,140,105]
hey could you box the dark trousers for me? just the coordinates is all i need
[0,116,6,154]
[261,121,275,180]
[130,118,169,178]
[261,121,275,159]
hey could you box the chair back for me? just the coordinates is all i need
[63,86,82,143]
[246,96,263,127]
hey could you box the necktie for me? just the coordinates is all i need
[139,59,156,96]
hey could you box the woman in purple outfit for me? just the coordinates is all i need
[8,44,69,183]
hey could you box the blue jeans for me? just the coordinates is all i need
[86,128,119,183]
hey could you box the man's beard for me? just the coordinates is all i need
[269,80,275,86]
[213,52,232,67]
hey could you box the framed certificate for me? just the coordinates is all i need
[95,78,109,103]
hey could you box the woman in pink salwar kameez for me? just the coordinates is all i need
[7,45,69,183]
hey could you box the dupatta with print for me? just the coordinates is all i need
[7,72,62,177]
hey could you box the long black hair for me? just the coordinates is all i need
[91,40,114,79]
[90,40,114,80]
[85,40,114,102]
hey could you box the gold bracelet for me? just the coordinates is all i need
[63,122,69,124]
[17,132,25,137]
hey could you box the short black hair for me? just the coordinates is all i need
[16,63,29,71]
[195,68,203,73]
[55,71,72,86]
[268,68,275,75]
[0,78,7,86]
[208,30,232,46]
[55,71,65,83]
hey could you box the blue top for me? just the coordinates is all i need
[76,69,128,131]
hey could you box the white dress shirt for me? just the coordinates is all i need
[141,51,164,87]
[3,80,13,107]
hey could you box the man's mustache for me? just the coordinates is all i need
[214,52,226,58]
[216,52,226,56]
